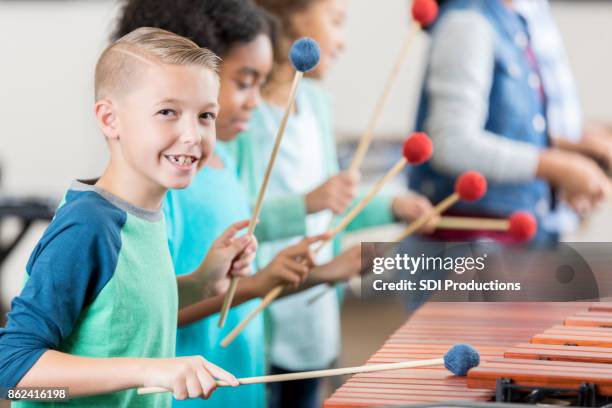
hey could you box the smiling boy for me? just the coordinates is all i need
[0,27,256,406]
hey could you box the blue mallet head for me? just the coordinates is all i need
[443,344,480,376]
[289,37,320,73]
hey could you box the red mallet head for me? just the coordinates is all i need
[508,211,537,242]
[412,0,439,27]
[403,132,433,165]
[455,171,487,202]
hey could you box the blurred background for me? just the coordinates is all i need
[1,0,611,404]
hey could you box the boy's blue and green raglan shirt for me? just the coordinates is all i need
[0,180,178,407]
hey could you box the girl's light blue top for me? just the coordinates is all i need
[164,144,265,408]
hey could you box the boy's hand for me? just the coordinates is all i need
[143,356,239,400]
[305,170,360,214]
[251,234,329,296]
[197,220,257,297]
[391,193,439,233]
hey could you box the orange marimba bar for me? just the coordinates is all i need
[324,302,589,407]
[467,302,612,399]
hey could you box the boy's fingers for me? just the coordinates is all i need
[231,256,253,271]
[195,368,217,399]
[219,219,251,243]
[186,372,204,399]
[236,245,256,264]
[230,265,251,278]
[234,242,256,260]
[173,381,188,401]
[229,235,252,256]
[231,260,249,271]
[246,241,258,254]
[203,360,239,387]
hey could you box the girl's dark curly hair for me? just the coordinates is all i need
[113,0,277,58]
[254,0,315,39]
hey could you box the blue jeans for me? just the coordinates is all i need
[268,365,321,408]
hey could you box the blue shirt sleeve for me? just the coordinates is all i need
[0,193,123,391]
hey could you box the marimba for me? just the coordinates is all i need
[324,302,612,407]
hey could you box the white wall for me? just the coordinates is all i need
[551,2,612,121]
[0,1,120,195]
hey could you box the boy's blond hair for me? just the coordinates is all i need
[95,27,221,100]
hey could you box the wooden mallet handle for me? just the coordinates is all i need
[349,0,438,171]
[305,195,452,305]
[349,25,420,172]
[328,157,408,244]
[394,192,460,242]
[218,72,304,328]
[395,170,488,241]
[137,357,444,395]
[220,285,282,348]
[434,211,537,242]
[435,216,508,231]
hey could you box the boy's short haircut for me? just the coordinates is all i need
[95,26,221,100]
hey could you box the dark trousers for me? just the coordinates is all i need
[268,365,321,408]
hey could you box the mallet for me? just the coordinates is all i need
[218,38,321,328]
[322,0,439,235]
[306,171,489,305]
[434,211,537,242]
[137,343,480,395]
[305,133,435,305]
[395,171,488,242]
[328,132,433,242]
[220,133,433,346]
[349,0,439,172]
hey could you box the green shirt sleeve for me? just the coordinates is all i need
[344,193,396,232]
[223,118,308,243]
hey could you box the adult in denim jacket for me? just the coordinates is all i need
[410,0,610,245]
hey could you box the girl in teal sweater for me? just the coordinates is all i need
[229,1,438,406]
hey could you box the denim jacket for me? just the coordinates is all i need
[410,0,556,241]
